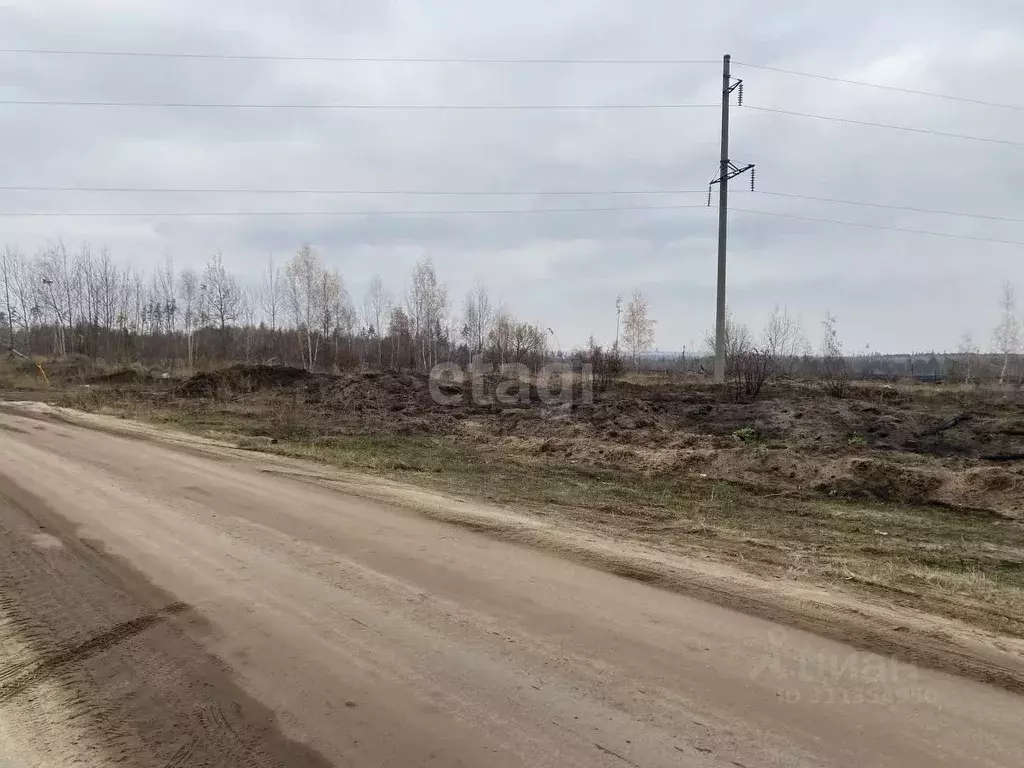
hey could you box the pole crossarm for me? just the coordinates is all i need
[709,162,755,187]
[707,163,755,207]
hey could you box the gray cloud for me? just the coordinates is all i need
[1,0,1022,353]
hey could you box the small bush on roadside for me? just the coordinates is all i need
[732,426,759,443]
[729,348,774,402]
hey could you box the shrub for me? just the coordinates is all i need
[729,348,774,402]
[733,426,759,443]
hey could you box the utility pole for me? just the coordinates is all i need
[709,53,754,384]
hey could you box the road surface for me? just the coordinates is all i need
[0,407,1021,767]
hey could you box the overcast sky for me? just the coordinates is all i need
[1,0,1022,353]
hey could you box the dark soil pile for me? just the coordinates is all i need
[301,371,476,435]
[165,365,1024,515]
[179,365,321,398]
[307,370,434,410]
[89,368,154,386]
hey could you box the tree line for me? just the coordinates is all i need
[2,241,1017,386]
[0,243,658,373]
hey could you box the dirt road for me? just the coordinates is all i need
[0,407,1021,767]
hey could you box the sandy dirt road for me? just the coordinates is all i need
[0,407,1021,767]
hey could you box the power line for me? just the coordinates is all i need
[16,186,1019,227]
[731,207,1024,246]
[3,48,1014,112]
[5,201,1022,245]
[0,204,714,217]
[0,48,719,65]
[733,61,1024,111]
[755,191,1024,225]
[743,105,1024,147]
[0,185,710,196]
[0,98,719,111]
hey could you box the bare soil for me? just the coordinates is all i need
[165,367,1024,515]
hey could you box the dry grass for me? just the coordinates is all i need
[0,372,51,391]
[0,359,53,391]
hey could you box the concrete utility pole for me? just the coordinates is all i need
[710,53,754,384]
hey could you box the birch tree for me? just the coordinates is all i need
[260,255,282,332]
[364,274,391,367]
[1,248,22,350]
[202,252,240,361]
[179,269,200,367]
[993,281,1020,385]
[286,244,325,370]
[405,257,447,371]
[462,279,493,356]
[762,306,807,377]
[623,289,656,369]
[957,331,978,384]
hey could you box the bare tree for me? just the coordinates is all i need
[387,306,412,369]
[462,279,493,356]
[513,321,547,371]
[310,267,355,369]
[405,257,447,371]
[762,306,808,377]
[444,314,461,363]
[153,255,177,365]
[430,276,449,370]
[126,267,146,336]
[316,268,341,364]
[820,311,850,397]
[488,307,514,367]
[179,269,200,368]
[238,286,257,363]
[36,243,76,357]
[74,245,100,359]
[3,249,35,351]
[614,295,623,355]
[957,331,979,384]
[202,252,240,361]
[622,289,656,369]
[1,248,18,351]
[260,255,282,332]
[95,249,122,357]
[364,274,391,367]
[331,274,357,368]
[993,281,1020,386]
[285,244,325,370]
